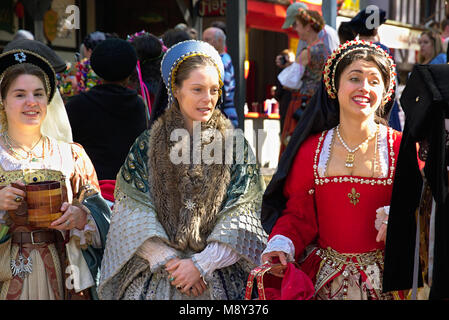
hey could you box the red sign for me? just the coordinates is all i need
[198,0,226,17]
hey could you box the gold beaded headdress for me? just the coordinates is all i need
[322,40,397,105]
[161,40,224,105]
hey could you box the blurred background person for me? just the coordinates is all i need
[12,29,34,41]
[440,18,449,53]
[65,38,147,204]
[149,28,193,130]
[127,30,165,117]
[211,20,226,36]
[282,2,339,60]
[280,9,328,156]
[348,8,389,53]
[418,30,447,64]
[210,20,227,51]
[337,21,356,44]
[162,28,192,48]
[203,27,239,127]
[174,22,198,40]
[58,31,107,101]
[274,49,295,132]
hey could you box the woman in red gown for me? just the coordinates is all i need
[261,40,403,300]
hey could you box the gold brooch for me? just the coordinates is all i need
[348,188,360,206]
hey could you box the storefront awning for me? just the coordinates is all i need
[246,0,322,36]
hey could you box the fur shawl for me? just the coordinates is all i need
[147,106,233,252]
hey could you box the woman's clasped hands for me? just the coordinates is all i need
[166,257,207,297]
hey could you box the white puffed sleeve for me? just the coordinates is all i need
[191,241,240,277]
[136,238,178,272]
[261,234,295,262]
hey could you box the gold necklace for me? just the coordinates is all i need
[3,132,45,162]
[336,124,378,168]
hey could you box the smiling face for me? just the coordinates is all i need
[3,74,48,131]
[173,64,220,126]
[336,59,385,121]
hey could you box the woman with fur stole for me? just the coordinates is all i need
[98,40,267,300]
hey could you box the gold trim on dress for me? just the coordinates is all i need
[313,126,396,186]
[0,168,65,186]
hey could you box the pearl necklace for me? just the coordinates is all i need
[336,124,378,168]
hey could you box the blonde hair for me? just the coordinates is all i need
[418,30,444,64]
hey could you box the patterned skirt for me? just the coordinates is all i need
[118,255,250,300]
[300,246,406,300]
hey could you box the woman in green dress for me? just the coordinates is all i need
[98,40,267,300]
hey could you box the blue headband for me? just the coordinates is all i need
[161,40,224,103]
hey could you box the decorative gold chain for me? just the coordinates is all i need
[316,246,384,272]
[2,132,45,162]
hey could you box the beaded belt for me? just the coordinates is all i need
[315,247,385,299]
[316,247,384,273]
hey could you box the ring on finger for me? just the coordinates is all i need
[14,196,23,203]
[65,220,71,226]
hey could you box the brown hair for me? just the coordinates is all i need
[174,55,218,88]
[440,19,449,31]
[0,63,49,100]
[418,30,444,64]
[334,49,392,123]
[296,9,324,33]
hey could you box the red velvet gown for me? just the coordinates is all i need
[269,127,403,300]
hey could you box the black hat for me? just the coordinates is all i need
[3,39,67,73]
[90,38,137,81]
[0,49,56,101]
[349,7,387,35]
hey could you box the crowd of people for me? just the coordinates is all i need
[0,3,447,301]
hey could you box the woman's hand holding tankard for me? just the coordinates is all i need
[0,181,26,211]
[49,202,88,231]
